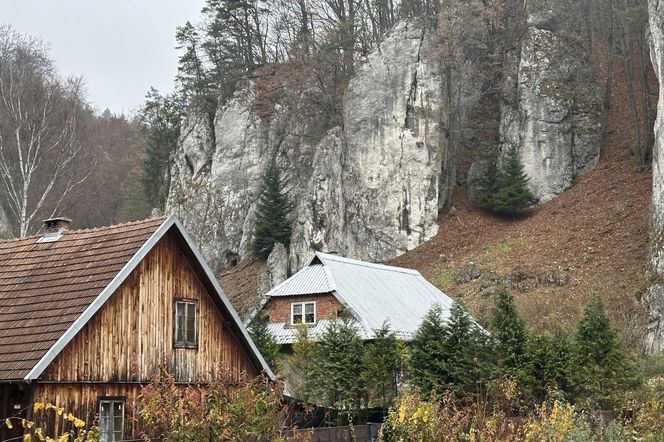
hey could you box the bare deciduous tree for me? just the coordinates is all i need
[0,25,92,237]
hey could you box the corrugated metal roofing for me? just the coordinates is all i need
[267,264,335,296]
[264,252,457,341]
[266,319,368,345]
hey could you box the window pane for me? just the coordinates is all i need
[176,307,185,342]
[304,303,315,323]
[292,303,302,324]
[99,400,124,442]
[186,304,196,343]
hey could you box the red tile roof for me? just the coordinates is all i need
[0,217,165,381]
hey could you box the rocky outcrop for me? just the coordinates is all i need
[257,243,289,295]
[167,20,447,273]
[645,0,664,353]
[499,8,603,202]
[290,21,445,269]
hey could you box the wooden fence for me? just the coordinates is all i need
[289,423,383,442]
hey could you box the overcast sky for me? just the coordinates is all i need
[1,0,204,115]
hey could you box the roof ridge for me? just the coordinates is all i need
[0,216,167,243]
[315,252,420,275]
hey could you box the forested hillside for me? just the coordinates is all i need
[0,0,659,345]
[0,26,154,237]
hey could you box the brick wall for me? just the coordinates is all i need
[265,293,343,324]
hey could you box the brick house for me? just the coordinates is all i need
[0,216,271,441]
[260,252,458,346]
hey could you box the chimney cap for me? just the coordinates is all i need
[43,216,72,223]
[42,217,72,231]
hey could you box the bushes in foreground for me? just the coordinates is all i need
[137,365,309,442]
[379,390,664,442]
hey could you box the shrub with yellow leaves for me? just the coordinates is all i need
[378,390,471,442]
[524,400,575,442]
[3,402,99,442]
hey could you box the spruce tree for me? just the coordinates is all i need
[139,89,184,210]
[526,330,572,402]
[492,147,537,214]
[489,287,531,385]
[247,311,280,371]
[442,303,490,398]
[473,149,501,209]
[569,296,640,409]
[410,304,489,398]
[307,317,366,412]
[410,305,449,395]
[362,323,403,408]
[252,164,292,260]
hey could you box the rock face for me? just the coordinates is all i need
[167,20,447,273]
[257,243,289,296]
[290,21,444,269]
[499,9,603,202]
[645,0,664,353]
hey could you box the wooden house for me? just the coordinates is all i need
[0,216,272,441]
[260,252,459,346]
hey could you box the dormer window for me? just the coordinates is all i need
[291,301,316,325]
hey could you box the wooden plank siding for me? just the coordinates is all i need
[32,384,142,440]
[42,231,258,383]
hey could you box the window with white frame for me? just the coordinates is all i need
[174,299,198,348]
[291,301,316,325]
[98,398,124,442]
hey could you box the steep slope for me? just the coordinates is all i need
[646,0,664,352]
[222,58,653,329]
[391,51,655,347]
[169,6,605,277]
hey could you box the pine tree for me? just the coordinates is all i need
[473,149,501,209]
[489,287,531,385]
[526,330,572,402]
[307,317,366,412]
[410,305,449,395]
[362,323,403,408]
[201,0,267,97]
[569,296,640,409]
[252,164,292,260]
[175,21,209,99]
[491,147,537,214]
[247,310,280,371]
[139,89,184,210]
[410,304,489,398]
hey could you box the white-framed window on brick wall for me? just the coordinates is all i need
[291,301,316,325]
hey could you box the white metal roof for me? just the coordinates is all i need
[266,319,369,345]
[263,252,456,342]
[268,263,335,296]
